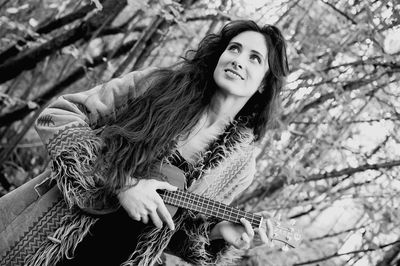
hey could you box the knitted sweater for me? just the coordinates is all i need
[30,67,257,266]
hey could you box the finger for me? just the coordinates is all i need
[240,218,254,239]
[233,238,242,249]
[128,211,141,222]
[266,219,274,240]
[234,233,247,249]
[149,212,163,229]
[255,227,269,245]
[141,214,149,224]
[258,210,273,219]
[157,202,175,230]
[241,233,251,249]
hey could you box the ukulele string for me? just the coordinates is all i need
[162,189,263,225]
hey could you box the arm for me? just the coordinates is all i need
[35,67,157,213]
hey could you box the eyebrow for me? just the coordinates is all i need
[229,41,266,61]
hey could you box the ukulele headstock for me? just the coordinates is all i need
[263,218,302,249]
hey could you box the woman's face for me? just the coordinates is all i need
[213,31,269,99]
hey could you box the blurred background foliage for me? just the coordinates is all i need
[0,0,399,265]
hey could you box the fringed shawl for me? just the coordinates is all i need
[9,67,260,266]
[24,120,256,266]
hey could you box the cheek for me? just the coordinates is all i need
[217,51,231,66]
[250,69,266,87]
[214,54,229,78]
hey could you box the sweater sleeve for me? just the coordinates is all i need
[35,67,156,214]
[167,148,257,265]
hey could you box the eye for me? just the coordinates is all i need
[250,54,262,64]
[228,44,240,53]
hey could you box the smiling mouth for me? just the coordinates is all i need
[224,69,244,80]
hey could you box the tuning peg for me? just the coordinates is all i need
[294,232,302,241]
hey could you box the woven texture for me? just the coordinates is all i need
[46,125,95,158]
[0,182,67,266]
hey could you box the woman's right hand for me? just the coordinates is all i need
[117,178,177,230]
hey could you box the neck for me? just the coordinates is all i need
[206,91,248,128]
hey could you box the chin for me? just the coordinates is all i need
[215,78,234,93]
[217,85,247,97]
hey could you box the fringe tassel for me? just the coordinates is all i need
[122,214,186,266]
[202,118,253,170]
[25,211,98,266]
[50,132,116,211]
[178,212,243,266]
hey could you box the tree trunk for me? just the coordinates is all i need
[0,39,137,128]
[0,2,97,63]
[112,15,166,77]
[0,0,127,85]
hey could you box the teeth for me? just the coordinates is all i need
[226,70,242,79]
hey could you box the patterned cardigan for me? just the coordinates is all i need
[29,67,257,266]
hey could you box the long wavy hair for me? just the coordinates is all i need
[95,20,289,193]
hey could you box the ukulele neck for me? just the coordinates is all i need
[160,189,262,228]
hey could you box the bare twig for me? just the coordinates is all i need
[293,239,400,265]
[320,0,357,25]
[294,159,400,184]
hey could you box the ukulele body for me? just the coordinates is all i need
[157,163,187,217]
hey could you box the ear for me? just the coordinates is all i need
[258,87,264,93]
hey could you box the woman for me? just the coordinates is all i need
[26,20,288,265]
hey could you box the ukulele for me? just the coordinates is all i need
[156,164,302,249]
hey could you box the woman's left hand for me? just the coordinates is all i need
[210,211,273,250]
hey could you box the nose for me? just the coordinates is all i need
[231,60,242,69]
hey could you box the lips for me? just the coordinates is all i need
[224,69,244,80]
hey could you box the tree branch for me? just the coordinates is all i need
[36,3,97,34]
[186,12,231,22]
[112,15,165,77]
[295,74,386,116]
[376,239,400,266]
[293,240,400,265]
[235,159,400,206]
[320,0,357,25]
[0,39,137,128]
[0,2,97,63]
[309,224,370,241]
[294,159,400,184]
[0,0,127,84]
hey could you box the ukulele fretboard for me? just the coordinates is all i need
[160,189,262,228]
